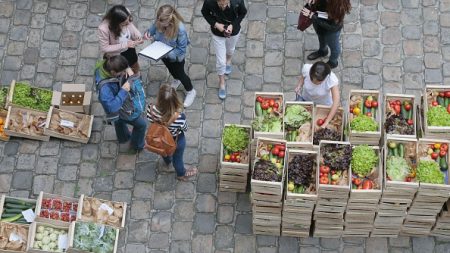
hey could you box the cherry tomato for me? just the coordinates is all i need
[366,112,372,117]
[404,104,412,111]
[431,152,439,160]
[353,178,361,186]
[394,104,401,115]
[371,101,378,108]
[269,99,275,107]
[230,155,236,162]
[261,101,269,110]
[256,96,263,103]
[236,158,241,163]
[364,100,372,108]
[278,151,285,158]
[224,155,230,161]
[407,119,413,125]
[435,143,441,149]
[331,181,338,185]
[273,102,279,108]
[440,150,447,157]
[278,145,286,151]
[432,101,439,106]
[441,144,448,152]
[350,107,354,113]
[405,177,412,182]
[272,147,280,156]
[445,91,450,98]
[317,119,324,126]
[362,180,373,190]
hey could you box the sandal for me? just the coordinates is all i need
[177,167,198,181]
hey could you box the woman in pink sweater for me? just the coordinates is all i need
[98,5,143,73]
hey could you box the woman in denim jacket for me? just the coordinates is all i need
[144,5,196,108]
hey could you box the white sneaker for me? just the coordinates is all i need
[184,89,196,108]
[171,79,181,90]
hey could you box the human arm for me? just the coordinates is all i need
[232,0,247,29]
[321,85,340,128]
[99,84,130,114]
[97,25,129,54]
[295,75,305,95]
[129,23,143,44]
[143,24,156,40]
[310,14,342,31]
[166,25,188,61]
[201,0,217,27]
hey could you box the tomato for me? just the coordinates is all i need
[395,100,401,105]
[445,91,450,98]
[256,96,263,103]
[353,107,361,116]
[278,145,286,151]
[320,172,324,177]
[432,101,439,106]
[269,99,275,107]
[405,177,412,182]
[441,144,449,152]
[278,151,285,158]
[366,112,372,117]
[353,178,361,186]
[362,180,373,190]
[350,107,353,113]
[320,177,329,185]
[230,155,236,161]
[331,181,338,185]
[317,119,324,126]
[435,143,441,149]
[394,104,401,114]
[404,104,412,111]
[331,170,336,175]
[407,119,413,125]
[236,158,241,163]
[371,101,378,108]
[272,147,280,156]
[320,166,330,174]
[431,152,439,160]
[439,92,445,97]
[364,100,372,108]
[261,101,269,110]
[273,102,279,108]
[224,155,230,160]
[440,150,447,157]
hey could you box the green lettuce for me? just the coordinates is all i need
[351,145,378,176]
[417,160,445,184]
[222,125,250,152]
[252,114,282,133]
[350,115,378,132]
[427,105,450,127]
[74,222,116,253]
[284,104,311,128]
[386,156,411,181]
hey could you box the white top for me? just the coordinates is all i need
[118,28,131,52]
[301,64,339,106]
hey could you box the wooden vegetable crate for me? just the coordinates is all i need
[219,124,252,192]
[0,109,10,141]
[26,222,69,253]
[383,94,416,139]
[252,92,284,140]
[344,145,382,237]
[313,141,352,238]
[67,221,119,253]
[44,107,93,144]
[431,200,450,238]
[34,192,78,228]
[0,195,36,225]
[283,101,314,149]
[421,85,450,139]
[282,149,318,237]
[77,195,126,229]
[401,138,450,236]
[5,80,52,112]
[372,137,419,237]
[0,221,29,253]
[4,106,50,142]
[312,105,344,149]
[347,90,381,145]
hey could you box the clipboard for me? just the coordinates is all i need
[138,41,174,61]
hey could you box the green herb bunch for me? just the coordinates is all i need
[12,82,52,111]
[351,145,378,176]
[222,125,250,153]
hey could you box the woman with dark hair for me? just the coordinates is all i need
[295,61,340,128]
[98,5,143,73]
[146,84,198,181]
[302,0,352,69]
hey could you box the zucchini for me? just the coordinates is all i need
[440,157,448,171]
[16,217,28,223]
[1,213,18,219]
[408,109,413,120]
[5,203,34,209]
[437,96,445,106]
[4,198,29,206]
[3,208,24,214]
[255,102,263,116]
[398,143,404,158]
[401,105,408,119]
[0,213,22,222]
[393,147,398,157]
[388,148,394,157]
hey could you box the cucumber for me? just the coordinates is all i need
[16,218,28,223]
[445,98,450,108]
[0,213,22,222]
[398,143,404,158]
[440,157,448,171]
[401,105,408,119]
[3,208,24,214]
[393,147,398,157]
[437,96,445,106]
[408,109,413,120]
[5,203,34,209]
[388,148,394,157]
[255,102,263,117]
[4,198,29,206]
[1,213,18,219]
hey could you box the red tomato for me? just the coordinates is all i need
[439,92,445,97]
[273,102,279,108]
[317,119,324,126]
[353,178,361,186]
[405,177,412,182]
[269,99,275,107]
[431,152,439,160]
[320,172,324,177]
[350,107,353,113]
[432,101,439,106]
[320,166,330,174]
[364,100,372,108]
[261,101,269,110]
[440,150,447,157]
[371,101,378,108]
[230,155,236,162]
[394,104,401,114]
[331,181,338,185]
[366,112,372,117]
[256,96,263,103]
[404,104,412,111]
[236,158,241,163]
[320,177,329,185]
[441,144,449,152]
[278,145,286,151]
[278,150,285,158]
[395,100,402,105]
[445,91,450,98]
[407,119,414,125]
[272,147,280,156]
[362,180,373,190]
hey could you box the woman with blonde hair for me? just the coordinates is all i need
[144,5,196,108]
[146,84,198,181]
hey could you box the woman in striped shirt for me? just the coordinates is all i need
[146,84,198,181]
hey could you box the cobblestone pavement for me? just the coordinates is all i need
[1,0,450,252]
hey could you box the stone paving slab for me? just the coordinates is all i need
[1,0,450,252]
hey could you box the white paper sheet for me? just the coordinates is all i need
[317,11,328,19]
[138,41,174,61]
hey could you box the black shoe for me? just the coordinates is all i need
[326,61,338,69]
[307,50,328,60]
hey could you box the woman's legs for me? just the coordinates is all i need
[325,30,341,67]
[168,133,186,177]
[212,34,227,98]
[113,119,131,143]
[224,33,240,74]
[161,59,196,107]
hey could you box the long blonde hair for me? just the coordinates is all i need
[156,5,184,39]
[156,84,183,123]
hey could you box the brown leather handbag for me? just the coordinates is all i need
[145,105,179,157]
[297,3,316,31]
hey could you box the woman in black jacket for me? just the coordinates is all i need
[201,0,247,99]
[302,0,351,69]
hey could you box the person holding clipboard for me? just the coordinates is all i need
[143,5,196,108]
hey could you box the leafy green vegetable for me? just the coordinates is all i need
[252,114,282,133]
[427,105,450,127]
[351,145,378,176]
[350,115,378,132]
[417,160,445,184]
[12,82,52,111]
[222,125,250,153]
[74,222,116,253]
[284,104,311,128]
[0,87,8,108]
[386,156,410,181]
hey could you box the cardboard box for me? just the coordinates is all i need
[0,222,30,253]
[44,107,93,144]
[4,106,50,142]
[52,84,92,114]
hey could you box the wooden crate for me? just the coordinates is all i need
[313,105,344,148]
[219,124,252,192]
[253,92,284,140]
[0,86,8,109]
[4,106,50,141]
[34,192,78,227]
[283,101,314,149]
[431,200,450,238]
[347,90,382,145]
[43,107,94,144]
[253,224,281,236]
[77,195,127,229]
[422,85,450,137]
[0,221,30,253]
[27,222,69,253]
[250,138,287,202]
[67,221,119,253]
[0,109,10,141]
[5,80,52,112]
[383,94,417,139]
[0,195,36,226]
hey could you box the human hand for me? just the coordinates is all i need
[135,38,144,45]
[125,67,134,77]
[215,22,225,32]
[225,24,233,34]
[301,8,313,18]
[143,32,153,41]
[127,40,136,48]
[294,85,302,95]
[306,0,316,4]
[122,81,131,92]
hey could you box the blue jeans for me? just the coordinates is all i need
[163,132,186,177]
[317,30,341,65]
[114,114,147,150]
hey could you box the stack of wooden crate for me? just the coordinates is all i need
[431,200,450,238]
[372,137,419,237]
[281,149,318,237]
[251,138,286,236]
[313,141,351,238]
[344,146,382,237]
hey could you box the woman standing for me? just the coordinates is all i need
[144,5,196,108]
[202,0,247,99]
[98,5,143,74]
[301,0,351,69]
[294,61,340,129]
[146,84,198,181]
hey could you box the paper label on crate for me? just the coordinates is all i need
[9,232,22,242]
[58,234,68,250]
[22,208,35,222]
[60,119,75,128]
[99,203,114,215]
[98,225,105,239]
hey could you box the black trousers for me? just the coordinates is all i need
[162,58,193,91]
